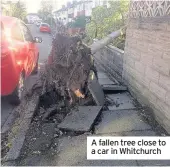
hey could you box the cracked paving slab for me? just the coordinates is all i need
[88,72,105,106]
[98,78,117,85]
[95,110,152,134]
[106,92,138,111]
[97,72,109,79]
[58,106,102,132]
[102,84,127,91]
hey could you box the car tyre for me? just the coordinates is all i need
[9,73,25,105]
[32,55,39,75]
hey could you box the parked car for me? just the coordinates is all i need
[39,23,51,33]
[35,20,42,27]
[1,16,42,105]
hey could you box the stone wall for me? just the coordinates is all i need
[94,45,124,83]
[123,1,170,133]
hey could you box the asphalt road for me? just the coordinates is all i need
[28,24,53,63]
[1,24,53,129]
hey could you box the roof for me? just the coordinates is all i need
[53,0,92,13]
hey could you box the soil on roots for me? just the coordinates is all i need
[38,33,93,102]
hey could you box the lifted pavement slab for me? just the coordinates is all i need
[88,72,105,106]
[98,78,117,85]
[51,135,138,166]
[95,110,152,134]
[58,106,102,132]
[102,84,127,91]
[97,72,109,79]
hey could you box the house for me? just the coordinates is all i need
[53,5,68,23]
[67,2,74,22]
[53,0,110,24]
[26,13,40,23]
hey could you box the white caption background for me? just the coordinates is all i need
[87,136,170,160]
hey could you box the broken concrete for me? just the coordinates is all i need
[98,78,116,85]
[58,106,102,132]
[88,72,105,106]
[97,72,109,79]
[102,84,127,91]
[106,92,137,110]
[95,110,152,134]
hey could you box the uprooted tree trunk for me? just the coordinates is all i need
[27,27,125,106]
[90,27,126,54]
[37,33,94,105]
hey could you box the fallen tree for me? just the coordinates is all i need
[27,27,126,106]
[41,34,92,103]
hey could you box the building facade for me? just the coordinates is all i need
[53,0,110,24]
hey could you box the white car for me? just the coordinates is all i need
[36,21,41,27]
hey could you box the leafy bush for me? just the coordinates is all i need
[7,1,27,21]
[85,0,129,50]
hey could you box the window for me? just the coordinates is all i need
[11,23,24,41]
[20,22,33,42]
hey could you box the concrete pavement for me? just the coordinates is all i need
[11,70,169,166]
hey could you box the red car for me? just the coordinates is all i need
[39,23,51,33]
[1,16,42,105]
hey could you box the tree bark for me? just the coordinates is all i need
[90,27,126,54]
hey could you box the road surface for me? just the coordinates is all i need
[1,24,52,129]
[28,24,52,63]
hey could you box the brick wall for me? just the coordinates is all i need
[123,16,170,133]
[94,45,124,83]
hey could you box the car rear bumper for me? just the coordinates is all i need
[40,29,51,32]
[1,61,20,96]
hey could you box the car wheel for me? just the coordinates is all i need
[32,55,39,75]
[9,73,25,105]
